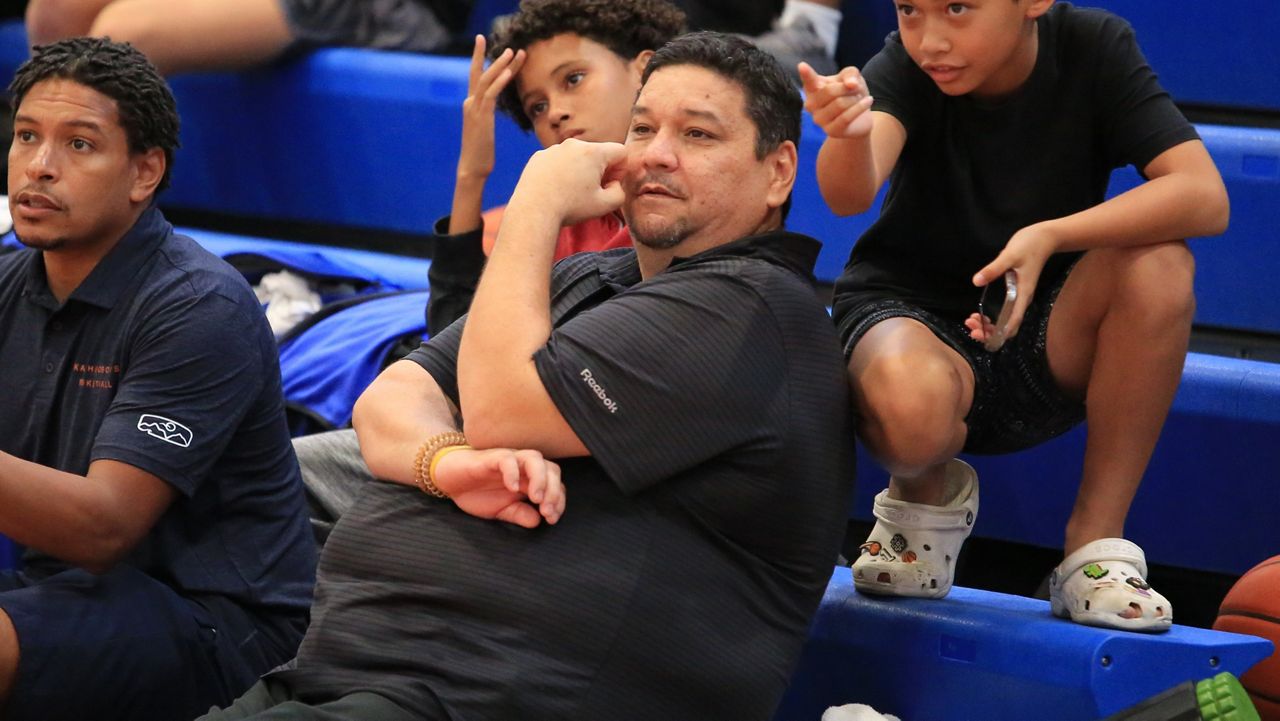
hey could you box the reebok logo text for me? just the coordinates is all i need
[579,368,618,414]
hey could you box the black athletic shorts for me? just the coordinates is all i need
[0,567,270,721]
[836,264,1086,454]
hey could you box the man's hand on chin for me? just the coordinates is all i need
[508,139,628,228]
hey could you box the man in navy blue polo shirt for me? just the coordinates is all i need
[0,38,316,721]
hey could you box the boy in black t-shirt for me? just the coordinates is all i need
[800,0,1228,631]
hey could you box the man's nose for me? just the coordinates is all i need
[25,142,57,182]
[640,130,678,170]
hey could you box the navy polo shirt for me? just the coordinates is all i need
[0,208,315,623]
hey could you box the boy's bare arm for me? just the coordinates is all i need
[448,37,526,235]
[970,139,1229,341]
[1029,139,1228,257]
[800,62,906,215]
[975,139,1227,288]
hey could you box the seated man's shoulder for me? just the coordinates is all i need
[671,241,824,316]
[148,232,268,316]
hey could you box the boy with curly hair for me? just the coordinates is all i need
[427,0,686,334]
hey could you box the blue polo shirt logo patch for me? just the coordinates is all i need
[137,414,194,448]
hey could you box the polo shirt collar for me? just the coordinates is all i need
[25,206,170,310]
[595,229,820,289]
[670,229,820,278]
[597,248,642,290]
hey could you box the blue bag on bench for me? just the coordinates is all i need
[277,289,431,435]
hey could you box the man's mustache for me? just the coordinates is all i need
[626,173,685,199]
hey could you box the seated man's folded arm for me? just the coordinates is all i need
[0,454,177,573]
[355,353,567,528]
[352,359,464,486]
[454,143,624,459]
[456,205,588,457]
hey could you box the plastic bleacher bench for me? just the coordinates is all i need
[772,569,1273,721]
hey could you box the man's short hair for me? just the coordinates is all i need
[492,0,686,131]
[9,37,180,194]
[642,31,801,161]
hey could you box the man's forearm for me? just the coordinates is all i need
[0,453,161,572]
[353,359,466,485]
[456,197,561,441]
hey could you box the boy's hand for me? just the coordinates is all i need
[799,61,875,139]
[456,36,526,182]
[433,447,565,528]
[510,139,627,227]
[968,225,1058,342]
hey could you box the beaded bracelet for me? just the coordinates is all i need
[412,431,468,498]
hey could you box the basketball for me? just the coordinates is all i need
[1214,556,1280,720]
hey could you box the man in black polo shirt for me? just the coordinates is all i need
[201,31,855,721]
[0,38,315,721]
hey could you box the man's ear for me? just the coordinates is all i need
[1026,0,1054,20]
[765,140,798,211]
[129,147,165,204]
[630,49,655,78]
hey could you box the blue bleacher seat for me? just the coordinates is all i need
[772,569,1274,721]
[1108,124,1280,334]
[1080,1,1280,114]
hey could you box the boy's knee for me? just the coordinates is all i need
[1114,242,1196,325]
[854,350,966,461]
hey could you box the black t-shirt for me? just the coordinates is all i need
[279,232,856,720]
[832,3,1199,323]
[0,208,316,638]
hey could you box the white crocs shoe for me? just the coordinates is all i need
[1049,538,1172,632]
[853,459,978,599]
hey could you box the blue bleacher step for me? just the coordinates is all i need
[774,569,1273,721]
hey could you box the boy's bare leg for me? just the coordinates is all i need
[847,317,975,505]
[1043,241,1195,557]
[88,0,294,75]
[25,0,116,46]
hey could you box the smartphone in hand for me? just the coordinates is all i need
[980,270,1018,352]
